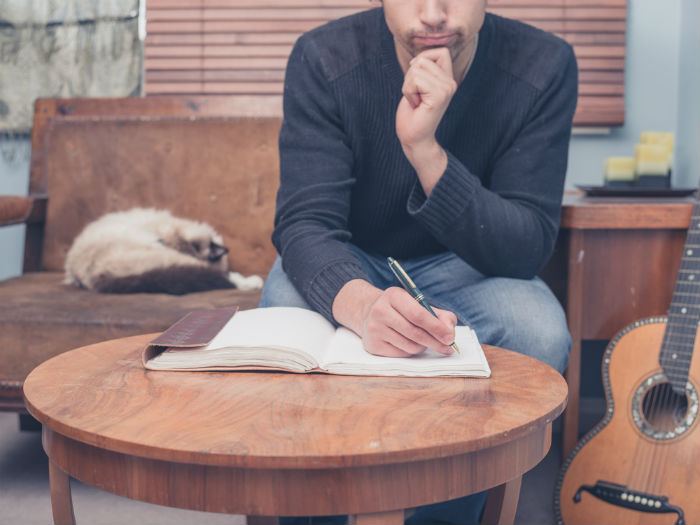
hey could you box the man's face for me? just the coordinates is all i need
[382,0,486,64]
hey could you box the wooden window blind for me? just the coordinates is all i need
[145,0,626,126]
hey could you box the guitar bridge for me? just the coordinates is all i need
[574,481,685,525]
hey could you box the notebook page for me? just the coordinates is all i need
[208,306,336,361]
[149,307,336,371]
[319,326,490,377]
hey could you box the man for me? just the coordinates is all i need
[261,0,577,522]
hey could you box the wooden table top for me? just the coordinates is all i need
[561,192,695,229]
[24,333,567,470]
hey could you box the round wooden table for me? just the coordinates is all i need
[23,333,567,525]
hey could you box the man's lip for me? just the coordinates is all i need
[414,34,456,46]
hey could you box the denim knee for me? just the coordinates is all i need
[515,317,571,374]
[258,257,312,310]
[491,301,570,374]
[457,277,571,374]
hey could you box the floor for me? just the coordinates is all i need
[0,408,598,525]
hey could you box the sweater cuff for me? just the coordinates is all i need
[305,261,367,324]
[407,150,478,231]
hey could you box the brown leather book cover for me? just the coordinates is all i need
[142,306,238,368]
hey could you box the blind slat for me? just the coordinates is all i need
[146,33,299,45]
[147,70,285,81]
[578,83,625,95]
[147,7,372,21]
[145,57,288,69]
[490,0,626,5]
[144,82,285,94]
[147,20,325,32]
[560,32,625,44]
[148,0,377,7]
[145,45,294,58]
[572,45,625,58]
[488,7,626,20]
[579,70,624,83]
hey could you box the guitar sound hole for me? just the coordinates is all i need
[641,382,688,431]
[632,374,698,440]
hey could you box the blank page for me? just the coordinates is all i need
[319,326,490,377]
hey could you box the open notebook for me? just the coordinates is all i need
[143,306,490,378]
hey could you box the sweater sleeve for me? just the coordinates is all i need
[407,44,578,279]
[271,35,368,322]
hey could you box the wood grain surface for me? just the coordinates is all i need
[24,333,567,470]
[560,194,695,230]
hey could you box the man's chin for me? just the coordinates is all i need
[411,38,464,58]
[411,45,464,64]
[410,43,452,56]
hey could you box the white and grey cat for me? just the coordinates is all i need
[64,208,263,294]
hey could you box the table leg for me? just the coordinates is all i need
[480,476,522,525]
[562,229,584,460]
[49,458,76,525]
[351,509,404,524]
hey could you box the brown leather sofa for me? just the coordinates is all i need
[0,96,282,412]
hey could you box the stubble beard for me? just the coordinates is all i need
[406,32,466,62]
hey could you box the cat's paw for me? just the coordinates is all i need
[228,272,264,290]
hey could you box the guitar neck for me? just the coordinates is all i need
[660,201,700,394]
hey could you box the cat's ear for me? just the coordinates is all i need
[208,242,228,262]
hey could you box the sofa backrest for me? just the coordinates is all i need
[29,96,281,277]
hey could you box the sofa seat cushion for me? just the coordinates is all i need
[0,272,262,399]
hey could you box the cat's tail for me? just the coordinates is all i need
[92,266,236,295]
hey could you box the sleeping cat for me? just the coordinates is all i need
[64,208,263,294]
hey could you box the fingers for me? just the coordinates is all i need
[435,308,458,331]
[410,47,454,77]
[392,291,457,355]
[362,287,457,357]
[403,89,421,109]
[400,48,457,119]
[403,59,456,102]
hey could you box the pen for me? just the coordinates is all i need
[387,257,460,354]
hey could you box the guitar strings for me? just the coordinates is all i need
[646,387,672,495]
[641,241,698,494]
[642,293,684,492]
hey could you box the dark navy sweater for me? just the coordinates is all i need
[272,8,578,322]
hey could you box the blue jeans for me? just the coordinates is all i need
[260,247,570,524]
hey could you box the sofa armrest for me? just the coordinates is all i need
[0,194,47,227]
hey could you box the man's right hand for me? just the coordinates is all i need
[332,279,457,357]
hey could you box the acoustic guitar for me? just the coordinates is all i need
[555,200,700,525]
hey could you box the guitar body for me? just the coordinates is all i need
[556,319,700,525]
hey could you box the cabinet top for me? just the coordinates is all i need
[561,192,695,229]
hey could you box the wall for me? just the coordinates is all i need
[0,0,699,279]
[675,0,700,185]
